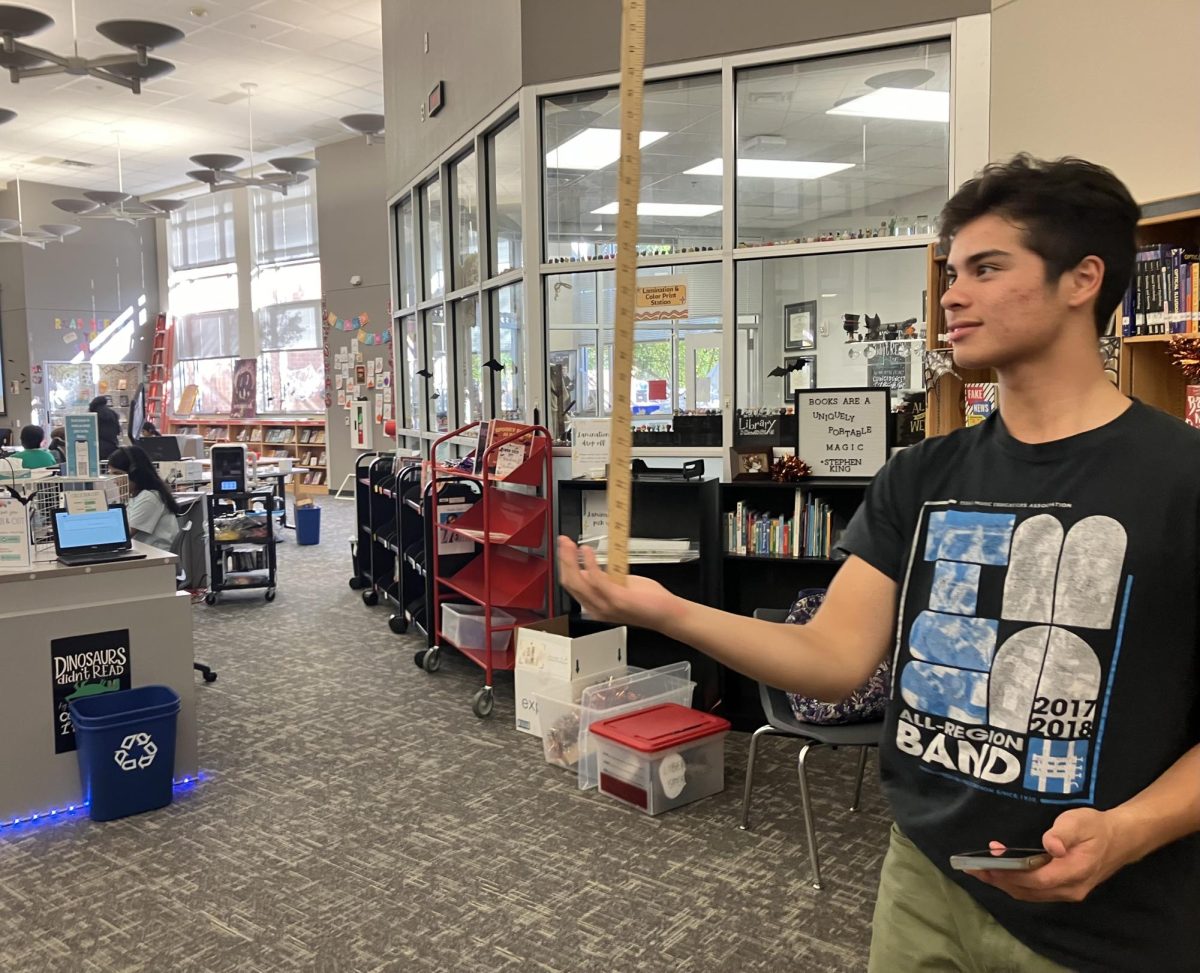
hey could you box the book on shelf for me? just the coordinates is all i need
[1122,244,1199,337]
[964,383,998,426]
[579,535,698,564]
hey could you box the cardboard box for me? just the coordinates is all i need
[515,616,626,682]
[513,618,626,737]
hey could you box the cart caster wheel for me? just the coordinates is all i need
[203,671,218,683]
[362,590,379,607]
[413,650,426,669]
[349,577,367,590]
[472,687,495,719]
[422,647,442,673]
[388,613,408,634]
[204,592,217,606]
[265,588,276,602]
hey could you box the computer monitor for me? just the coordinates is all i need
[137,435,182,462]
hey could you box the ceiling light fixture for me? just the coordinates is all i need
[826,87,949,123]
[52,132,184,223]
[0,171,79,248]
[185,82,317,195]
[339,113,384,145]
[685,159,855,179]
[0,2,183,95]
[591,201,723,218]
[546,128,667,170]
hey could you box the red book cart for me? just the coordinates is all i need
[421,422,555,717]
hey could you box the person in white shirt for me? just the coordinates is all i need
[106,445,181,552]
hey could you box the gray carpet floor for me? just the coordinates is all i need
[0,499,891,973]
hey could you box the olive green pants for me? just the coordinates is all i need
[869,824,1073,973]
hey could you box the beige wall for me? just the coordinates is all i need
[383,0,522,194]
[521,0,990,85]
[990,0,1200,203]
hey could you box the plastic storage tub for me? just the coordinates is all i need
[68,685,180,822]
[590,703,730,815]
[576,662,696,791]
[534,664,642,770]
[441,603,515,652]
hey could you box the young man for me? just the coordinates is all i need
[557,155,1200,972]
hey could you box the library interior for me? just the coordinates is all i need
[0,1,1197,971]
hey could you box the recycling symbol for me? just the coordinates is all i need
[113,732,157,772]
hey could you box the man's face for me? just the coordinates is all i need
[941,213,1071,371]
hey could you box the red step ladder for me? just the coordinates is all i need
[146,312,170,427]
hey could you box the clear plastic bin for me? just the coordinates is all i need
[576,662,695,791]
[590,703,730,815]
[534,663,643,770]
[441,603,514,652]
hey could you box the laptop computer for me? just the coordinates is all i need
[137,436,182,462]
[52,506,147,566]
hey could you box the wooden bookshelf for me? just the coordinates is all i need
[165,417,329,492]
[1119,208,1200,422]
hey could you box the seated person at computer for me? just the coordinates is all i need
[140,420,162,437]
[106,445,181,551]
[10,425,59,469]
[48,425,66,464]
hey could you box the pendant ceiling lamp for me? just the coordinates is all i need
[186,82,317,195]
[51,132,184,223]
[339,113,384,145]
[0,1,183,95]
[0,171,80,248]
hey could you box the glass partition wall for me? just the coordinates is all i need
[391,27,967,455]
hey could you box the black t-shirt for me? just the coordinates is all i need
[840,400,1200,973]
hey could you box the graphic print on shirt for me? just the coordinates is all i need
[894,504,1130,804]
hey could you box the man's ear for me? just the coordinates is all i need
[1064,254,1104,311]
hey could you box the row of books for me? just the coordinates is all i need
[299,451,327,467]
[726,493,846,559]
[301,470,326,486]
[1121,244,1199,336]
[298,428,325,444]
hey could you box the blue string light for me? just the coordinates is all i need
[0,773,206,831]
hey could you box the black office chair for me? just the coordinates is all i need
[169,506,217,684]
[741,607,884,890]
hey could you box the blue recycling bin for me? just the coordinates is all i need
[295,504,321,545]
[69,685,180,822]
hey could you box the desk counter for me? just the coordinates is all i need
[0,542,197,821]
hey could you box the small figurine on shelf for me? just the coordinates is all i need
[842,313,861,342]
[863,313,883,342]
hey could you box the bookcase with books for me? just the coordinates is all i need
[1117,208,1200,422]
[165,417,328,492]
[558,475,724,715]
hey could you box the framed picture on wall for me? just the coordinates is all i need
[786,355,817,396]
[783,301,817,351]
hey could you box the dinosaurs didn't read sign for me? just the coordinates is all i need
[51,630,132,754]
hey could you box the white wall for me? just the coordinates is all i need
[990,0,1200,204]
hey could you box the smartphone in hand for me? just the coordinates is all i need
[950,848,1051,871]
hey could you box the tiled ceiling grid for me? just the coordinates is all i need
[0,0,382,199]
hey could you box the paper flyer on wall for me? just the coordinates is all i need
[64,413,99,476]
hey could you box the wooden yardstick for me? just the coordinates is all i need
[604,0,647,584]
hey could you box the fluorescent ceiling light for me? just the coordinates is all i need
[821,293,838,298]
[545,128,668,170]
[826,87,949,123]
[590,202,723,218]
[684,159,855,179]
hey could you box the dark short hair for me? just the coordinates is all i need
[20,425,44,449]
[938,154,1140,335]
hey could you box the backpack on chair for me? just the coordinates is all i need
[784,588,891,725]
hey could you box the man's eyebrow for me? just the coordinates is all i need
[945,248,1012,273]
